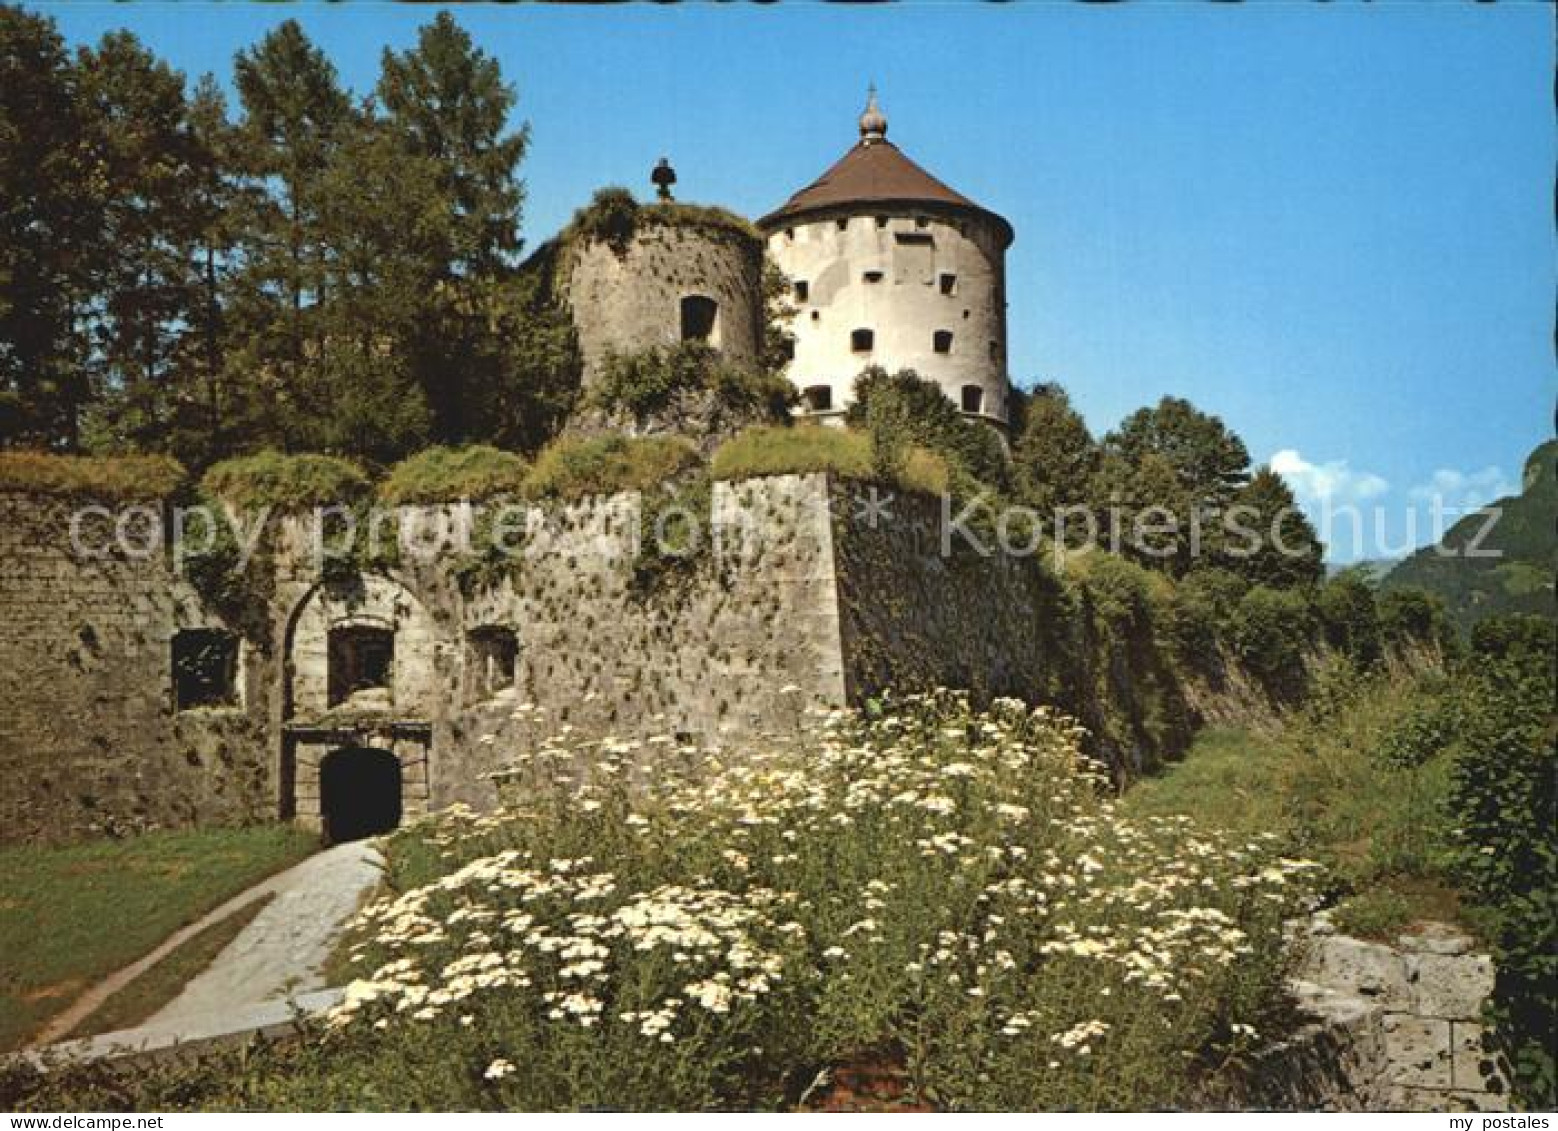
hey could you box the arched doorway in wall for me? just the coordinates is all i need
[319,746,402,843]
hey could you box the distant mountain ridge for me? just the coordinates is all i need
[1383,439,1557,631]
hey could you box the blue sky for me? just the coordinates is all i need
[33,2,1555,560]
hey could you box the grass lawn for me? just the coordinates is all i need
[0,824,315,1052]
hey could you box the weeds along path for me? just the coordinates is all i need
[33,841,384,1047]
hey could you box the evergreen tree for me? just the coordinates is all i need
[178,75,240,466]
[74,32,210,458]
[374,11,531,444]
[1223,466,1324,588]
[0,4,97,447]
[1012,383,1098,516]
[228,19,354,447]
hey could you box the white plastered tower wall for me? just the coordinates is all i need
[759,92,1014,427]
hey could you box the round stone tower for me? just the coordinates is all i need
[562,198,765,388]
[759,91,1015,426]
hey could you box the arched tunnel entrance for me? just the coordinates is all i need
[320,746,402,843]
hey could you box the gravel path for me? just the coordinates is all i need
[35,840,384,1048]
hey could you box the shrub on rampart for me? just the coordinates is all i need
[0,451,185,500]
[200,451,370,512]
[379,446,529,505]
[711,424,949,498]
[523,434,700,503]
[586,342,793,423]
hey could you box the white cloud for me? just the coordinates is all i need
[1407,466,1514,513]
[1269,448,1390,507]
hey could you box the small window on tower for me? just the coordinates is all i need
[836,217,849,232]
[875,215,889,229]
[793,280,809,303]
[988,340,1000,362]
[862,270,884,284]
[802,385,833,413]
[915,216,930,229]
[961,385,985,415]
[939,273,958,296]
[851,328,874,353]
[934,330,954,354]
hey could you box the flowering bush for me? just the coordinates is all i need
[315,692,1319,1110]
[3,694,1319,1111]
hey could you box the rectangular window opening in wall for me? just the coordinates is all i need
[875,215,888,229]
[793,280,809,303]
[173,628,238,711]
[680,295,718,343]
[836,217,849,232]
[802,385,833,412]
[915,216,930,229]
[961,385,985,415]
[851,328,874,353]
[894,232,933,246]
[934,330,954,354]
[328,625,395,709]
[940,273,958,296]
[862,270,884,284]
[988,340,1000,362]
[466,626,518,703]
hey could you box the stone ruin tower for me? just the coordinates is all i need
[759,91,1016,427]
[561,186,766,389]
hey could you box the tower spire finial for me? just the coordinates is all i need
[859,84,887,145]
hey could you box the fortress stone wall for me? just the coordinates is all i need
[0,494,274,842]
[0,474,1208,845]
[0,474,1205,845]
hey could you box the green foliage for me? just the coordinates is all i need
[564,189,760,261]
[1223,467,1323,588]
[567,186,639,253]
[3,11,562,464]
[0,6,99,447]
[847,367,1012,496]
[587,342,793,423]
[0,824,314,1052]
[379,445,529,504]
[1316,568,1382,666]
[1376,586,1456,655]
[1158,568,1250,665]
[1228,585,1314,701]
[0,451,185,499]
[1104,395,1251,509]
[201,450,370,511]
[1330,889,1416,941]
[1448,641,1557,1108]
[1064,550,1156,630]
[522,434,699,503]
[1012,384,1099,518]
[1469,613,1555,667]
[710,424,949,497]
